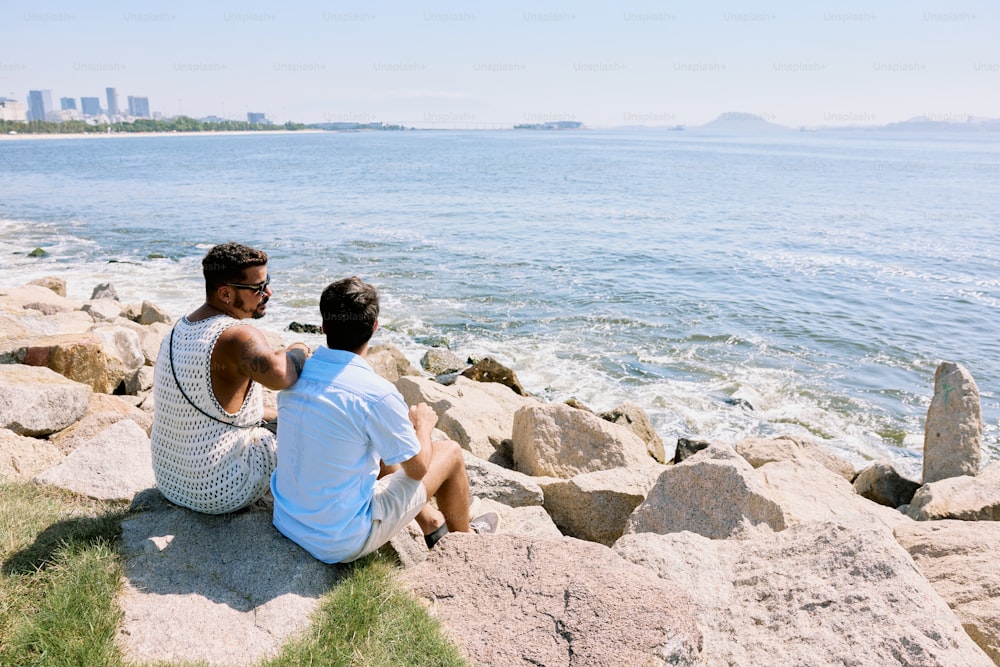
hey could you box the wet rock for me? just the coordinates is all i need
[460,356,527,396]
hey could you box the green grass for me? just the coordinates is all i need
[0,480,470,667]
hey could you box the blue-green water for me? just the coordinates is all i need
[2,129,998,477]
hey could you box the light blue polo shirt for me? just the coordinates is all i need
[271,347,421,563]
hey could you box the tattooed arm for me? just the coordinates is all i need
[211,326,310,409]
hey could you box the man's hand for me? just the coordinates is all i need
[408,402,438,439]
[400,402,438,481]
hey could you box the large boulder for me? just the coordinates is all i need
[923,361,982,483]
[401,534,703,666]
[463,450,544,507]
[27,275,67,297]
[736,434,856,481]
[138,300,171,325]
[512,402,653,478]
[33,420,154,501]
[614,520,993,666]
[396,376,537,459]
[894,520,1000,664]
[600,402,667,463]
[755,457,910,532]
[853,462,921,508]
[540,465,663,545]
[112,319,170,366]
[0,365,92,436]
[626,444,907,540]
[49,393,153,455]
[19,333,111,392]
[367,343,419,382]
[460,356,527,396]
[907,461,1000,521]
[81,298,124,323]
[89,324,145,393]
[0,283,80,314]
[626,444,787,538]
[388,497,562,568]
[117,489,341,666]
[0,428,63,480]
[420,347,466,375]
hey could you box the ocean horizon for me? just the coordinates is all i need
[2,129,997,479]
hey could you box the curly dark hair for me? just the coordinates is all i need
[201,242,268,293]
[320,276,379,351]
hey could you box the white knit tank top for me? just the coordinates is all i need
[150,314,276,514]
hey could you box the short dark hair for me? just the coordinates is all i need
[320,277,379,351]
[202,242,268,293]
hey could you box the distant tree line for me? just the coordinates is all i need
[0,117,308,135]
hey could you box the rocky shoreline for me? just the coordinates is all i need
[1,276,998,666]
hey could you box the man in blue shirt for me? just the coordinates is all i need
[271,276,497,563]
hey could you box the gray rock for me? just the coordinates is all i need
[460,356,527,396]
[540,465,663,545]
[472,497,563,539]
[512,402,654,478]
[90,282,119,300]
[853,461,921,507]
[736,434,856,481]
[117,489,341,666]
[89,324,145,393]
[367,343,419,382]
[0,427,63,480]
[600,401,667,463]
[81,298,123,323]
[894,519,1000,664]
[49,393,153,455]
[420,347,466,375]
[28,276,67,297]
[673,437,710,463]
[626,443,787,538]
[138,299,171,325]
[924,361,982,483]
[33,420,154,501]
[18,332,112,392]
[907,461,1000,521]
[401,534,703,666]
[463,450,544,507]
[396,375,537,459]
[124,366,155,396]
[0,364,92,436]
[614,520,993,667]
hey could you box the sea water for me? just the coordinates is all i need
[1,129,998,479]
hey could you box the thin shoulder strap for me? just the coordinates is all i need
[169,326,259,429]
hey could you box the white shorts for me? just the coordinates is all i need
[343,470,427,562]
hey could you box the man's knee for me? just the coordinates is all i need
[432,439,464,470]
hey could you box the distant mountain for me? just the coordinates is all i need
[693,112,791,134]
[882,115,1000,132]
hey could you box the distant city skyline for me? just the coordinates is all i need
[1,0,997,128]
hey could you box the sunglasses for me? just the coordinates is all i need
[225,275,270,297]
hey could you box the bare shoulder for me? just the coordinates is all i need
[216,324,275,375]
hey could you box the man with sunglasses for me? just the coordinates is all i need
[150,242,311,514]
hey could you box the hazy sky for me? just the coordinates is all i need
[2,0,996,127]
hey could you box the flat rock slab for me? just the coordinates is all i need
[34,419,154,501]
[117,489,342,667]
[402,533,703,666]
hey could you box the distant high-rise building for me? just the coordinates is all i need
[0,97,28,122]
[60,97,77,111]
[81,97,102,116]
[127,96,150,118]
[27,90,53,121]
[247,112,270,125]
[106,87,119,116]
